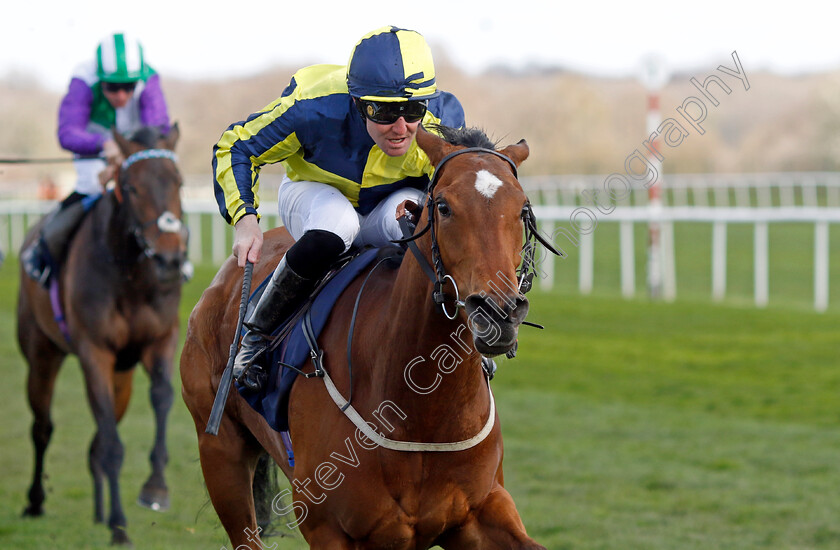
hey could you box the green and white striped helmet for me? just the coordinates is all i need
[96,33,149,83]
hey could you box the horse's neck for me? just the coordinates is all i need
[361,256,490,429]
[92,194,148,280]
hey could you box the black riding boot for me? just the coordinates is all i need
[21,196,88,287]
[234,229,346,391]
[233,256,315,391]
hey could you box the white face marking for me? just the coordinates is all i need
[474,169,504,199]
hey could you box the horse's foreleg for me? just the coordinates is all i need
[440,486,545,550]
[20,328,66,518]
[195,413,264,547]
[78,345,131,545]
[138,334,175,512]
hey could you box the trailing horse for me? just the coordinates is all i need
[181,126,553,548]
[17,125,186,545]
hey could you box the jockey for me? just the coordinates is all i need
[214,26,465,391]
[22,32,172,286]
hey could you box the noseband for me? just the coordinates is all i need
[396,147,562,319]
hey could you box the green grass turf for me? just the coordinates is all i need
[1,255,839,549]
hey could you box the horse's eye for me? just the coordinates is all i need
[436,200,451,218]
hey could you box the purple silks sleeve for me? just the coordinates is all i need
[57,78,104,155]
[139,74,170,132]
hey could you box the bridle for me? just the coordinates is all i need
[395,146,563,319]
[115,149,188,264]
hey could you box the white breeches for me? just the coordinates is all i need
[73,158,106,195]
[276,176,425,251]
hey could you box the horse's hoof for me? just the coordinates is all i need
[137,488,170,512]
[22,504,44,517]
[110,526,132,546]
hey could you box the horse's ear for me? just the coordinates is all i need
[113,129,132,157]
[416,127,457,166]
[500,139,529,167]
[164,122,180,151]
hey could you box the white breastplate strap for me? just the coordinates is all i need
[319,367,496,452]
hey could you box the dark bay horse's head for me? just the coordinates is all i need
[113,124,187,285]
[415,127,531,357]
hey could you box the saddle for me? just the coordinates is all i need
[236,246,403,433]
[35,194,104,342]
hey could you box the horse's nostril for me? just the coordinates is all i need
[510,296,530,324]
[153,252,185,278]
[465,293,529,324]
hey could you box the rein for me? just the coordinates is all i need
[0,154,102,164]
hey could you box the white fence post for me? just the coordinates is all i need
[815,221,829,312]
[619,221,635,298]
[539,219,556,292]
[212,216,227,265]
[661,221,676,301]
[538,189,557,292]
[754,222,769,308]
[187,212,203,265]
[712,221,727,301]
[11,213,27,253]
[0,215,8,258]
[579,232,594,295]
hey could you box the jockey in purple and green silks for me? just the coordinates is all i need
[58,32,170,195]
[22,32,173,287]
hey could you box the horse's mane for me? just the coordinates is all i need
[129,126,166,148]
[425,124,499,150]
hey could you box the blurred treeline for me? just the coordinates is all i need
[2,54,839,185]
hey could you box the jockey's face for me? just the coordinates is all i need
[365,116,421,157]
[101,82,136,109]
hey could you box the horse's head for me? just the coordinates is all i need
[113,124,187,284]
[414,127,533,357]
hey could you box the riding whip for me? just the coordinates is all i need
[205,261,253,436]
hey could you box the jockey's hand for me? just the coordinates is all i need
[233,214,262,267]
[396,199,420,223]
[98,164,117,187]
[102,139,123,165]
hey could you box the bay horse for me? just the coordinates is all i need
[17,125,186,546]
[181,126,551,548]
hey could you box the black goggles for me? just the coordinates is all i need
[103,81,138,93]
[357,99,428,124]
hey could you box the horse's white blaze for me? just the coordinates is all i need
[474,169,503,199]
[157,211,182,233]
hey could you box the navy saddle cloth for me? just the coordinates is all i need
[236,246,396,432]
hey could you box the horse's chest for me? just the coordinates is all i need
[116,303,176,342]
[306,453,490,544]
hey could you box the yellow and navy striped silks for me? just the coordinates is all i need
[346,26,438,101]
[212,64,465,225]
